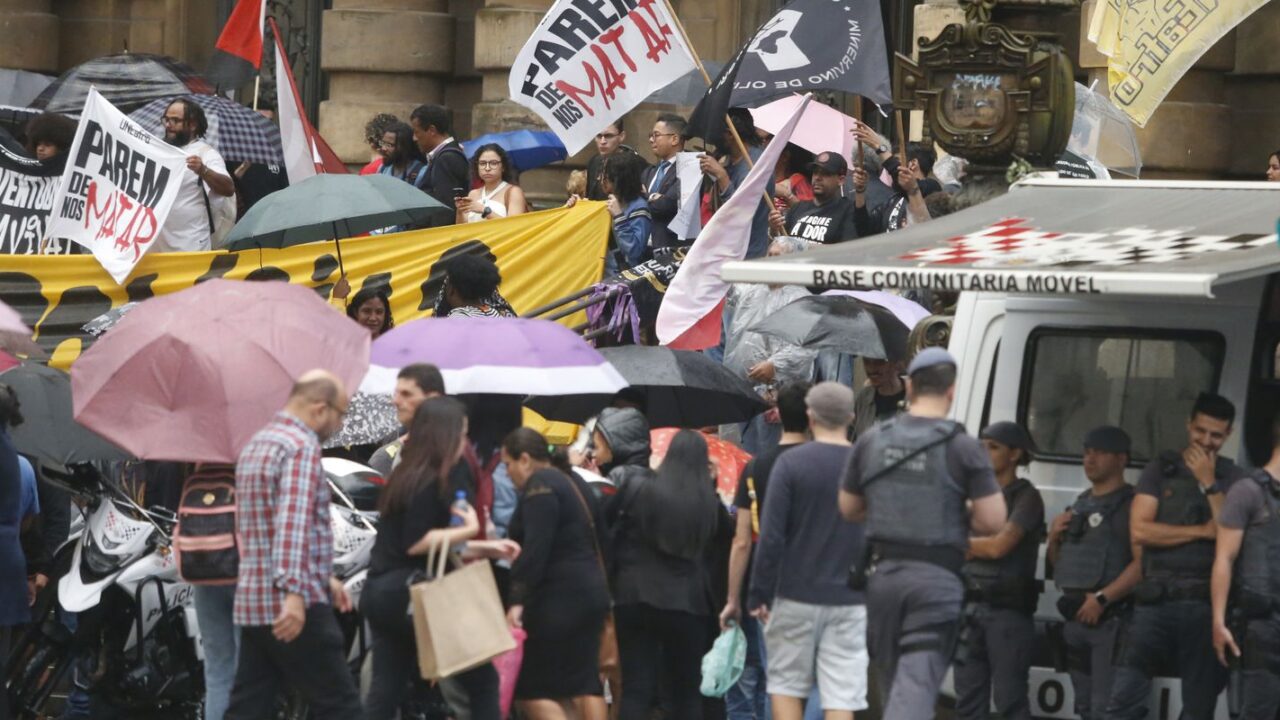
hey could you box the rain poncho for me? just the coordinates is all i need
[722,283,816,394]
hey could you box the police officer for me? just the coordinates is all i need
[1211,416,1280,717]
[1047,426,1142,720]
[1106,393,1248,720]
[838,348,1007,720]
[954,421,1044,720]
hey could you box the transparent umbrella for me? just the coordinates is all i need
[1067,82,1142,178]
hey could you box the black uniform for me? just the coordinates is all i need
[1054,484,1135,720]
[842,414,999,720]
[954,477,1044,720]
[1106,452,1246,720]
[1219,470,1280,718]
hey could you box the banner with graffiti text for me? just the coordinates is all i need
[45,88,188,283]
[509,0,696,154]
[1,203,609,371]
[0,141,71,255]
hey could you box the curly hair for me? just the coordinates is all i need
[470,143,519,182]
[23,112,76,157]
[363,113,400,148]
[445,254,502,304]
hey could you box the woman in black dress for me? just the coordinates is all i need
[361,397,518,719]
[503,428,610,720]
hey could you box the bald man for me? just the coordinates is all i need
[225,371,364,719]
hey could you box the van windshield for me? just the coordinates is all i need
[1020,330,1225,463]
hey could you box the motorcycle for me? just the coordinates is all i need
[6,460,384,720]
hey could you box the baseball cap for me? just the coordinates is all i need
[907,347,957,375]
[808,151,848,175]
[980,421,1035,453]
[1083,425,1131,455]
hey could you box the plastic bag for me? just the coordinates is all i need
[494,627,526,718]
[700,623,747,698]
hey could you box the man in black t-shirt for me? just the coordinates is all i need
[768,151,861,245]
[720,382,811,719]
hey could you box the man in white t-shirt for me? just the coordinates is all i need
[154,98,235,252]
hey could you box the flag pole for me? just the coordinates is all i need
[894,109,907,163]
[852,95,863,171]
[251,75,261,111]
[661,0,776,226]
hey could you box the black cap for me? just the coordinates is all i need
[808,151,848,175]
[1083,425,1131,455]
[980,421,1035,463]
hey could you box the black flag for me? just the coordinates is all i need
[689,0,892,146]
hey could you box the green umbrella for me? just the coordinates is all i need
[224,173,449,272]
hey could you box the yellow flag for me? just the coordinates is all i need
[1088,0,1268,127]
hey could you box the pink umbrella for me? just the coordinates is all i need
[0,300,43,358]
[71,279,370,463]
[749,94,855,160]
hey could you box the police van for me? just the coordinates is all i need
[723,178,1280,719]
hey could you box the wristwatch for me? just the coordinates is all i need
[1200,483,1221,496]
[876,143,890,155]
[1094,592,1109,607]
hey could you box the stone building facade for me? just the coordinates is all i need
[1,0,1277,192]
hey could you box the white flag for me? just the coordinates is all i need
[509,0,697,154]
[275,28,316,184]
[656,95,812,349]
[44,88,187,284]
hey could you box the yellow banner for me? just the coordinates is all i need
[1088,0,1268,127]
[1,202,608,370]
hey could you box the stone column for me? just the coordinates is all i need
[1225,1,1280,179]
[318,0,457,164]
[1078,0,1235,179]
[52,0,216,72]
[0,0,59,73]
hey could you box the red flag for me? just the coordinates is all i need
[207,0,265,91]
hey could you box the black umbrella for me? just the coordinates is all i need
[525,346,766,427]
[748,295,910,361]
[0,363,130,465]
[30,53,214,114]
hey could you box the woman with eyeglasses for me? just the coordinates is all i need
[457,144,528,223]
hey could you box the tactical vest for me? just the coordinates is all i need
[861,417,968,550]
[1055,484,1135,592]
[963,477,1043,611]
[1143,452,1216,582]
[1235,472,1280,605]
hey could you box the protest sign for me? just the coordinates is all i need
[2,202,609,371]
[508,0,697,154]
[45,88,189,284]
[668,151,704,240]
[0,142,68,255]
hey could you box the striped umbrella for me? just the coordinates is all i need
[130,93,283,166]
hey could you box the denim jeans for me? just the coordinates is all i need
[1105,600,1226,720]
[193,585,240,720]
[724,615,770,720]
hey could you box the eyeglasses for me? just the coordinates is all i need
[596,132,620,141]
[648,132,677,140]
[477,160,502,168]
[378,140,396,149]
[161,116,186,126]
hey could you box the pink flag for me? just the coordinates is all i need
[656,94,813,349]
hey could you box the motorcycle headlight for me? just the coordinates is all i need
[80,535,123,582]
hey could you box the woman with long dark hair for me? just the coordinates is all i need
[457,143,528,223]
[502,428,610,720]
[361,397,518,719]
[602,151,651,273]
[345,286,393,339]
[598,419,725,720]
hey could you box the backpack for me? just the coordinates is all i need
[173,464,238,585]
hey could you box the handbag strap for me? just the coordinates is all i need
[565,473,611,594]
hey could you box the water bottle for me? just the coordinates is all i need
[450,490,469,527]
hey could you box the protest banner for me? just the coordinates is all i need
[1089,0,1269,127]
[44,88,189,284]
[0,142,68,255]
[1,202,609,374]
[508,0,697,154]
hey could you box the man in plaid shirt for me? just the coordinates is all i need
[225,370,364,719]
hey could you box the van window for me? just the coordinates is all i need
[1020,329,1225,463]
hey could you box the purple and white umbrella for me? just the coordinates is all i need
[370,317,628,397]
